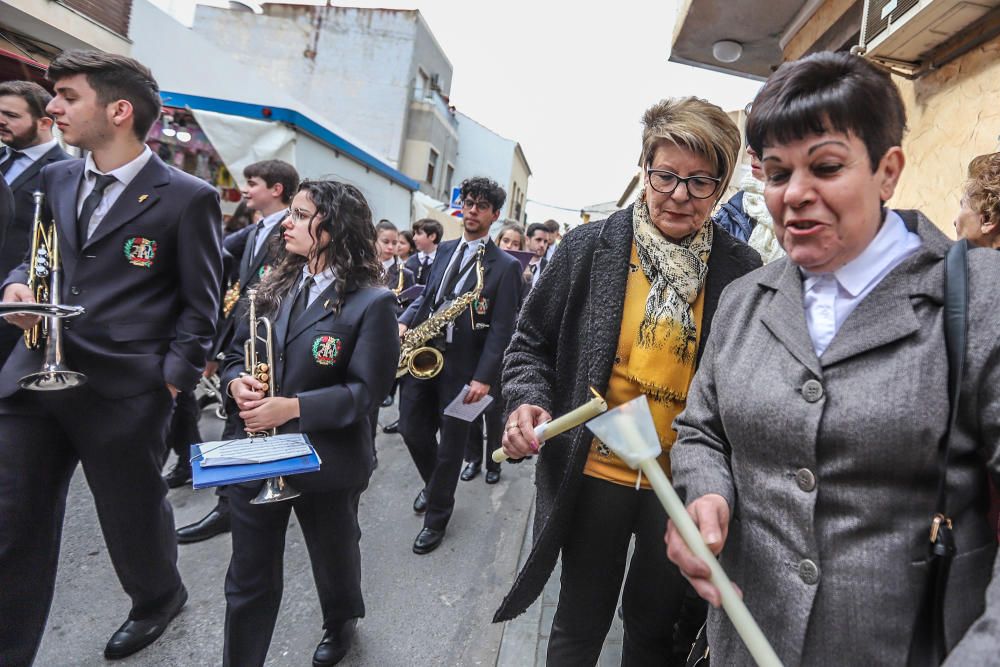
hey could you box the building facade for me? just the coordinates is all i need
[454,112,531,222]
[189,3,459,202]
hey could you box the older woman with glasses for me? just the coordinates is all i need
[667,52,1000,666]
[495,97,762,665]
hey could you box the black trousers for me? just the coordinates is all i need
[0,386,181,667]
[166,389,202,464]
[547,476,704,667]
[463,387,502,473]
[397,373,473,531]
[222,481,367,667]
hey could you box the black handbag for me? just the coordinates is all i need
[906,238,969,667]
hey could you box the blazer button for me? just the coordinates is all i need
[69,286,81,296]
[801,379,824,402]
[795,468,816,492]
[799,559,820,585]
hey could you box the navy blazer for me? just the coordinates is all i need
[404,251,435,285]
[0,153,223,398]
[399,238,523,387]
[1,144,72,279]
[222,280,399,491]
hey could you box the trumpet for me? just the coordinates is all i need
[18,191,86,391]
[244,288,299,504]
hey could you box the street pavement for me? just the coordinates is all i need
[34,402,537,666]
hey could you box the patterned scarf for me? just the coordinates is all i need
[741,173,785,264]
[631,187,713,363]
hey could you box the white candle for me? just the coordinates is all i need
[492,390,607,463]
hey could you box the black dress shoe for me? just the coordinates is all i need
[381,394,394,407]
[412,527,445,554]
[313,618,357,666]
[104,586,187,659]
[176,507,230,544]
[382,419,399,434]
[412,489,427,514]
[163,462,192,489]
[460,461,481,481]
[485,469,501,484]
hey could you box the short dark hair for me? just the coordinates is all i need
[47,50,161,141]
[526,222,548,239]
[459,176,506,212]
[375,220,398,233]
[412,218,443,244]
[541,219,560,234]
[746,51,906,172]
[399,229,416,253]
[244,160,300,204]
[0,80,53,120]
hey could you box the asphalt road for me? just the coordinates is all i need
[34,402,535,666]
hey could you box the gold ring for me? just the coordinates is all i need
[506,423,518,431]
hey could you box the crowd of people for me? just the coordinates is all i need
[0,45,998,667]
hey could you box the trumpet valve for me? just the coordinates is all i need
[256,362,269,373]
[256,372,270,383]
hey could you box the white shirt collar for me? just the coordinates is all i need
[259,208,287,231]
[301,264,336,294]
[418,249,436,262]
[84,145,153,188]
[17,138,59,163]
[802,210,916,297]
[381,257,397,270]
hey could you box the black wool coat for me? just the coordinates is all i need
[494,204,762,622]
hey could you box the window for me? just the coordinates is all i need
[416,68,429,99]
[426,148,438,184]
[444,164,454,195]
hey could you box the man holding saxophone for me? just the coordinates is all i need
[0,51,222,665]
[396,177,523,554]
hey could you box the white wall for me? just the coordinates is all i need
[454,113,517,218]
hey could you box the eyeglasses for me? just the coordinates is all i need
[463,198,493,211]
[289,208,318,224]
[646,169,721,200]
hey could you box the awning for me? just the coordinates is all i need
[190,108,296,189]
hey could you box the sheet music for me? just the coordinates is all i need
[442,384,494,422]
[197,433,313,467]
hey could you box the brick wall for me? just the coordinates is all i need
[61,0,132,38]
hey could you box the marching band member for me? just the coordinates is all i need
[0,50,222,663]
[176,159,299,543]
[397,177,523,554]
[221,180,398,667]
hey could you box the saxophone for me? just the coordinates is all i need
[397,245,485,379]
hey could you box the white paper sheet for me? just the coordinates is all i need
[197,433,313,467]
[442,384,494,422]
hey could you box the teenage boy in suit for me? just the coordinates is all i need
[0,80,72,360]
[404,217,442,286]
[173,159,299,540]
[0,50,222,663]
[397,177,523,554]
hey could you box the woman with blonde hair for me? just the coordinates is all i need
[496,97,761,665]
[955,151,1000,249]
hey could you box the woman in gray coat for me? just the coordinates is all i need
[668,52,1000,665]
[497,97,761,665]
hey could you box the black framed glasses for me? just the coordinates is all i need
[463,198,493,211]
[646,169,721,200]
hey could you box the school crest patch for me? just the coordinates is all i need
[123,237,157,268]
[474,297,489,316]
[258,264,273,280]
[311,335,342,366]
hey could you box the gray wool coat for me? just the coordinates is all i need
[670,210,1000,665]
[493,205,762,622]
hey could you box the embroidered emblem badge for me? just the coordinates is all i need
[312,335,342,366]
[258,264,272,280]
[474,297,489,316]
[123,236,157,268]
[138,194,149,203]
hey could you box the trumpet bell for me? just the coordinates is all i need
[19,366,87,391]
[250,475,300,504]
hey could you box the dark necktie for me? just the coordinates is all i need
[252,220,266,256]
[436,242,468,306]
[77,173,118,244]
[0,149,23,176]
[289,276,314,323]
[419,256,431,283]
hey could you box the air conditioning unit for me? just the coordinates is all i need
[863,0,1000,63]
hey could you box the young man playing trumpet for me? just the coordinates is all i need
[0,51,222,664]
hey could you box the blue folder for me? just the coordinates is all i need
[190,441,321,489]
